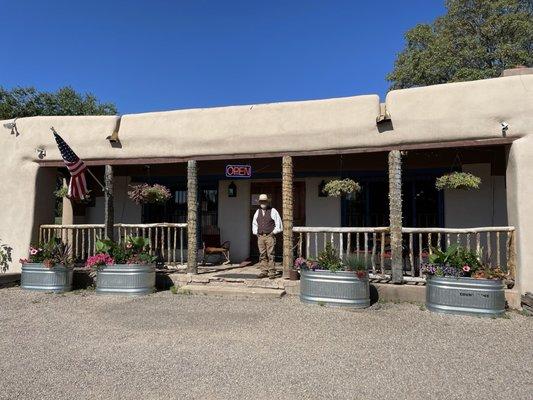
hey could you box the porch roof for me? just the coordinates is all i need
[2,74,532,165]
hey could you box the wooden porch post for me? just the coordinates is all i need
[388,150,403,283]
[282,155,293,278]
[104,165,114,241]
[187,160,198,274]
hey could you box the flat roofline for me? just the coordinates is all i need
[37,137,515,167]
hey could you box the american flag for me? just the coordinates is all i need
[53,131,89,201]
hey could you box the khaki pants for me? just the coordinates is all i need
[257,234,276,272]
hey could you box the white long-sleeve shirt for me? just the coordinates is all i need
[252,208,283,235]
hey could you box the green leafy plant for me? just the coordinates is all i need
[88,236,156,268]
[422,245,495,279]
[435,172,481,191]
[54,186,68,198]
[0,239,12,272]
[343,253,369,278]
[19,238,74,268]
[323,179,361,197]
[316,243,342,272]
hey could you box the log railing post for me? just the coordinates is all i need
[187,160,198,274]
[282,155,294,278]
[388,150,403,283]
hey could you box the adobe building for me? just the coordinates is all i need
[1,69,532,301]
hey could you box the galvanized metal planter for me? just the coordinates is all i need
[21,263,73,293]
[300,269,370,308]
[426,276,505,317]
[96,264,155,295]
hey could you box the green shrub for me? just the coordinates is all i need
[317,243,342,272]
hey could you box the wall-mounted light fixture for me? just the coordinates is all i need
[318,180,327,197]
[501,121,509,137]
[36,147,46,159]
[3,118,19,136]
[228,181,237,197]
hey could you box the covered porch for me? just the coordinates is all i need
[37,138,517,288]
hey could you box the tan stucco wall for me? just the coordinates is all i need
[506,136,533,294]
[304,177,342,257]
[444,164,507,228]
[0,75,532,282]
[85,177,142,224]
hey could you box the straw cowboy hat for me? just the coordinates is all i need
[258,194,270,203]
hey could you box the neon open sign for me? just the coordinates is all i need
[225,164,252,178]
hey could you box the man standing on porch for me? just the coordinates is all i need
[252,194,283,279]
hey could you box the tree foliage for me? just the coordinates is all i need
[388,0,533,89]
[0,86,117,119]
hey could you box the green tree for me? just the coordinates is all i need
[0,86,117,119]
[388,0,533,89]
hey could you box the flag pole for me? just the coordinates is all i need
[50,126,106,192]
[86,168,106,192]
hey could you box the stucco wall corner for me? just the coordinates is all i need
[506,136,533,295]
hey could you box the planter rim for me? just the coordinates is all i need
[301,269,368,279]
[426,275,502,283]
[21,263,72,270]
[96,263,155,271]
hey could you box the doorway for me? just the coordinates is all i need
[249,181,306,260]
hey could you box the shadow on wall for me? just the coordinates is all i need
[30,168,57,245]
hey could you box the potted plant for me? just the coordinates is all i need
[86,236,157,295]
[20,239,74,293]
[291,257,306,280]
[421,245,507,317]
[128,183,172,205]
[322,179,361,197]
[435,172,481,191]
[299,243,370,308]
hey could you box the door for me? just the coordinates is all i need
[249,181,306,260]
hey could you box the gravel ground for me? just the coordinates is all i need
[0,288,532,400]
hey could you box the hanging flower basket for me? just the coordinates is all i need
[128,184,172,205]
[435,172,481,191]
[322,179,361,197]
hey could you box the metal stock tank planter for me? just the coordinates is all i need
[296,247,370,309]
[20,240,74,293]
[87,236,157,296]
[426,276,505,317]
[21,263,73,293]
[300,269,370,308]
[96,264,155,295]
[422,245,507,317]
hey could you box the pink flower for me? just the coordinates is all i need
[19,258,28,264]
[29,247,38,256]
[86,253,115,268]
[463,265,471,272]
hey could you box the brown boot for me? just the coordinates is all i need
[268,269,278,279]
[257,270,268,279]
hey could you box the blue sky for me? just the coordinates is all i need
[1,1,445,114]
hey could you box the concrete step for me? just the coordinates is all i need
[179,284,285,298]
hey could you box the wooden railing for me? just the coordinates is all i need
[39,223,188,265]
[402,227,516,281]
[293,227,390,276]
[293,226,517,282]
